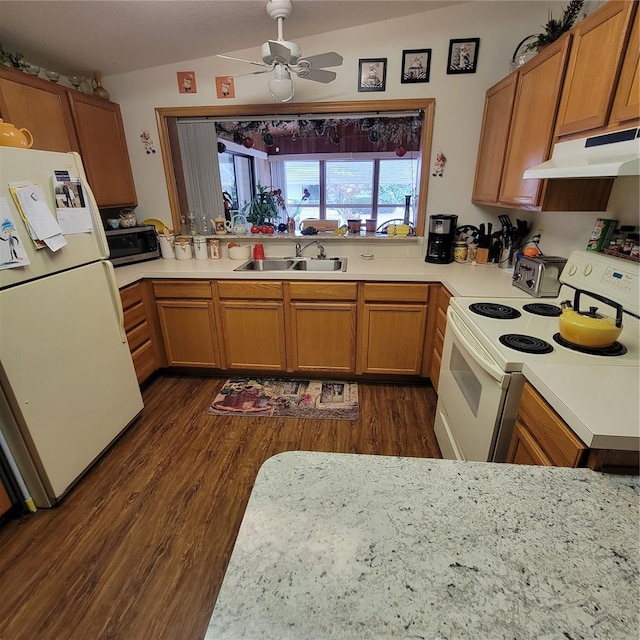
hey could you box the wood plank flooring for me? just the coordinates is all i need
[0,374,440,640]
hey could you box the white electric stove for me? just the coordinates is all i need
[435,250,640,463]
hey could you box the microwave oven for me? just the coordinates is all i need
[106,225,160,266]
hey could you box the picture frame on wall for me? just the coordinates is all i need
[358,58,387,92]
[446,38,480,74]
[401,49,431,83]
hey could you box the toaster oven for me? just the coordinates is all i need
[106,225,160,266]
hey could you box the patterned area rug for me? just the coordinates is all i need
[207,378,359,420]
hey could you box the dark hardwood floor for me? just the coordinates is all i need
[0,374,440,640]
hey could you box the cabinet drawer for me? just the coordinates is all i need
[217,280,283,300]
[123,300,145,332]
[363,282,429,303]
[120,282,143,310]
[289,281,357,301]
[433,326,444,358]
[153,280,212,299]
[517,382,587,467]
[131,340,157,385]
[437,286,452,309]
[126,319,151,353]
[436,306,447,338]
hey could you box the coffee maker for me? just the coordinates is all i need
[425,214,458,264]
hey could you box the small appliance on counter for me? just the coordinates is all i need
[512,254,567,297]
[425,214,458,264]
[105,225,160,266]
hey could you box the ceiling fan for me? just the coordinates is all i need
[217,0,343,102]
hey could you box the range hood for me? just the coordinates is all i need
[523,127,640,179]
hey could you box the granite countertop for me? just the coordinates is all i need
[206,452,639,640]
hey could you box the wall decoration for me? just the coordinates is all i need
[358,58,387,92]
[432,151,447,177]
[401,49,431,84]
[446,38,480,74]
[140,130,156,154]
[177,71,197,93]
[216,76,235,99]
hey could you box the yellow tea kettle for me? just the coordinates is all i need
[559,290,623,349]
[0,118,34,148]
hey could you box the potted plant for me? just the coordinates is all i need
[242,183,286,231]
[528,0,584,52]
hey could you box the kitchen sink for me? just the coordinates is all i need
[234,258,347,272]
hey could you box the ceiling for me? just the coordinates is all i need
[0,0,463,78]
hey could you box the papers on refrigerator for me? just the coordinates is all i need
[9,183,67,252]
[52,171,93,234]
[0,197,30,269]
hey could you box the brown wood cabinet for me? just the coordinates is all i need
[217,280,287,371]
[288,282,357,374]
[68,92,137,208]
[0,66,137,209]
[120,281,161,384]
[610,6,640,126]
[0,67,78,152]
[507,382,588,467]
[425,286,451,393]
[357,283,429,376]
[153,280,221,368]
[556,1,637,136]
[0,478,12,518]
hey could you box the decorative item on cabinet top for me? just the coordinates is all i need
[92,70,110,100]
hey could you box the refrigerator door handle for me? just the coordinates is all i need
[102,260,127,343]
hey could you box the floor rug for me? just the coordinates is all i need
[207,378,359,420]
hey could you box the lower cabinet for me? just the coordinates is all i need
[153,280,221,368]
[288,282,357,373]
[357,283,429,375]
[0,478,12,518]
[120,281,160,384]
[217,280,286,371]
[427,286,452,393]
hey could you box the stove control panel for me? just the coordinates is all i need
[560,250,639,317]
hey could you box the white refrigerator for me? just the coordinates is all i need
[0,147,143,508]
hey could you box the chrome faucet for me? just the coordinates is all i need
[295,240,326,259]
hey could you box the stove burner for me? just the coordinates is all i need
[552,333,627,356]
[499,334,554,354]
[523,303,562,317]
[469,303,521,320]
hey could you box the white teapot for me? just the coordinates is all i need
[225,214,248,235]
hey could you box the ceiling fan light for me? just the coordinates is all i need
[268,66,294,102]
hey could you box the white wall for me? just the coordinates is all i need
[105,0,638,258]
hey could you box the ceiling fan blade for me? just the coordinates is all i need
[297,67,337,84]
[233,68,273,78]
[300,52,343,69]
[217,53,268,68]
[267,40,294,64]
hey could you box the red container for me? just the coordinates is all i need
[253,243,265,260]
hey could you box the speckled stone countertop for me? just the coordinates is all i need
[206,452,639,640]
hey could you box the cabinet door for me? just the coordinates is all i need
[358,304,427,375]
[68,92,137,208]
[0,67,78,152]
[610,7,640,126]
[472,73,517,204]
[156,299,220,367]
[289,302,356,373]
[506,421,553,466]
[0,478,11,517]
[500,36,570,208]
[220,301,286,371]
[556,1,636,136]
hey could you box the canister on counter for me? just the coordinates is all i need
[207,237,221,259]
[193,235,208,260]
[453,240,468,263]
[174,236,193,260]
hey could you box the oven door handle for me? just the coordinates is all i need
[447,308,509,387]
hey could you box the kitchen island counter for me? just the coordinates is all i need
[206,451,639,640]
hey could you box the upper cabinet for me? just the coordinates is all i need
[68,92,137,208]
[555,1,637,136]
[472,0,637,213]
[0,67,78,152]
[0,67,137,209]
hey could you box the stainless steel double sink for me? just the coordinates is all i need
[234,257,348,272]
